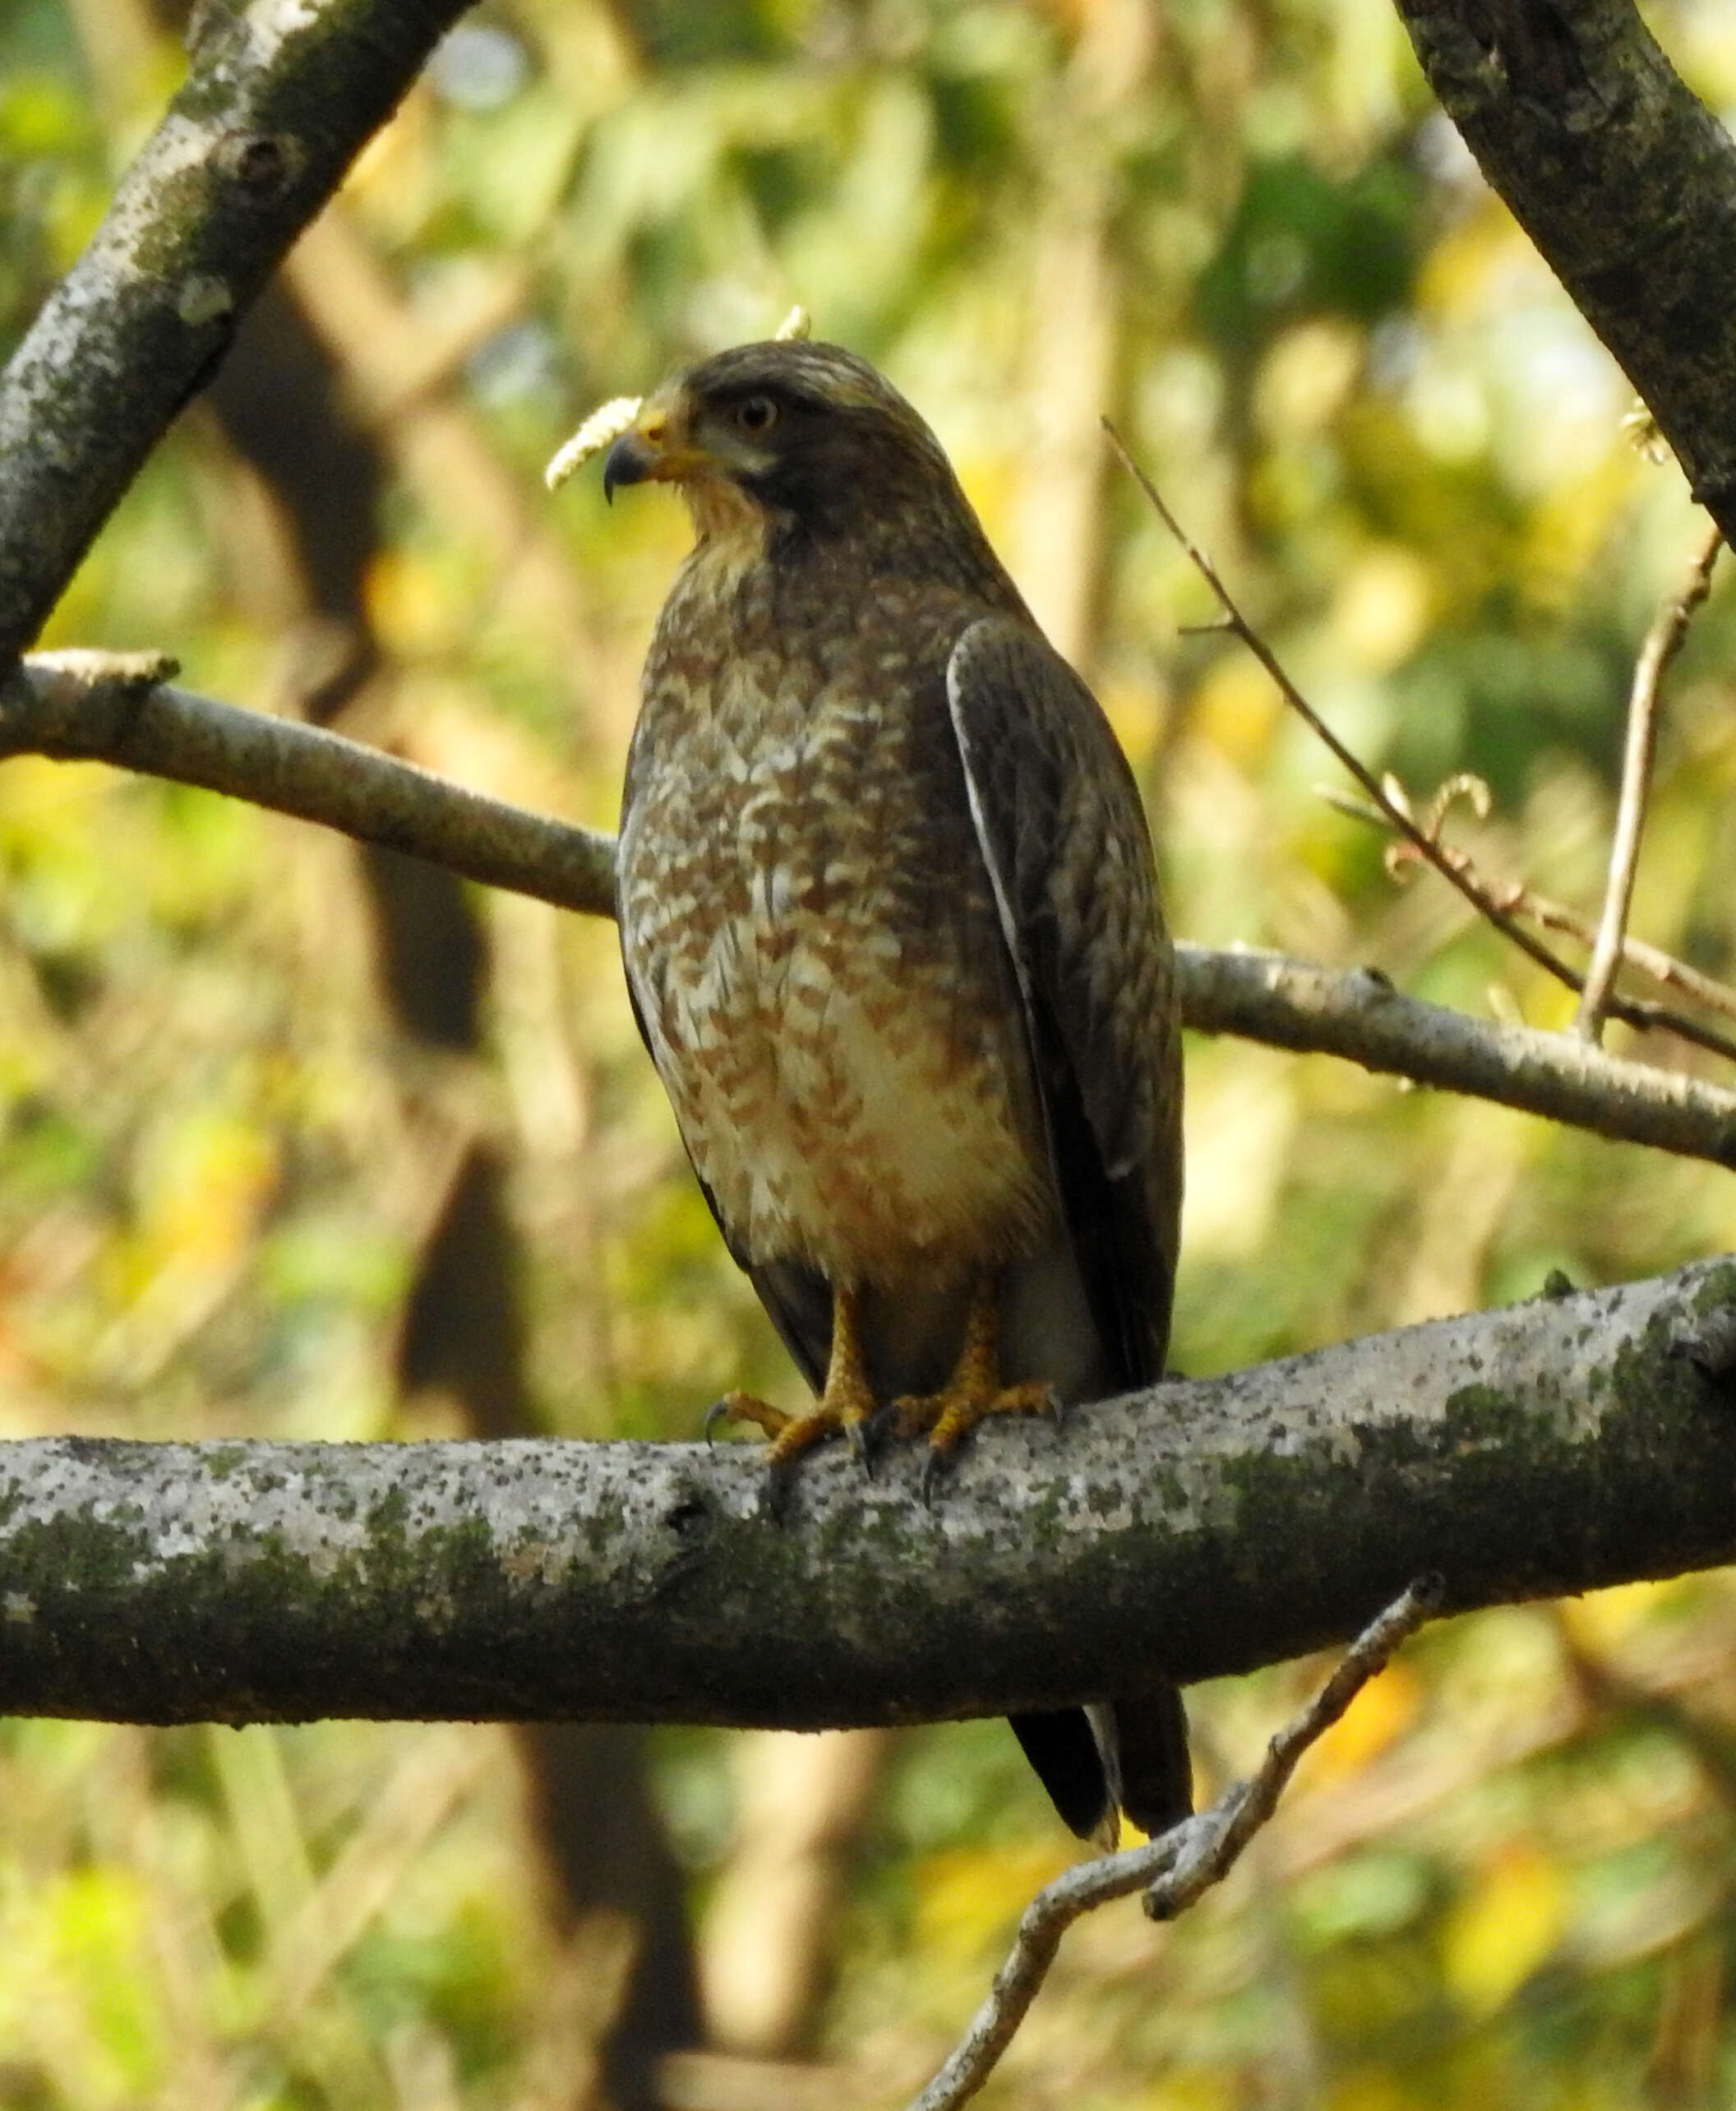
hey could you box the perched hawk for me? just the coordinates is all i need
[604,340,1188,1844]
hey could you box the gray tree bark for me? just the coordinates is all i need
[1,1259,1731,1725]
[6,658,1734,1165]
[1391,0,1736,543]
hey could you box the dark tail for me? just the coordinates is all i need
[1011,1684,1190,1846]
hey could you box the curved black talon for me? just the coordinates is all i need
[846,1412,885,1475]
[702,1398,735,1447]
[920,1443,956,1506]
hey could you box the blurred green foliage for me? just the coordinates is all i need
[5,0,1736,2103]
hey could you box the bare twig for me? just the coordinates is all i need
[1318,804,1736,1026]
[1105,427,1736,1065]
[1327,790,1736,1065]
[1383,843,1736,1065]
[10,651,1736,1165]
[1519,889,1736,1026]
[903,1578,1445,2111]
[1577,518,1723,1041]
[1104,427,1581,978]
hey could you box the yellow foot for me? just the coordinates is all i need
[704,1391,793,1444]
[704,1330,880,1518]
[892,1377,1059,1502]
[704,1383,877,1470]
[892,1378,1058,1455]
[888,1279,1060,1497]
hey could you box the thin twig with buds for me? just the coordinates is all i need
[1104,424,1733,1065]
[1324,787,1736,1066]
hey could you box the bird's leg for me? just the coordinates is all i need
[890,1280,1057,1490]
[708,1283,880,1475]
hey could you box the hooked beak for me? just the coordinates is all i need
[602,399,710,503]
[602,427,660,504]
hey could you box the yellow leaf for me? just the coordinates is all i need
[1443,1842,1566,2015]
[914,1841,1073,1965]
[1193,653,1280,767]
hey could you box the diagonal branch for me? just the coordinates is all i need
[1318,811,1736,1029]
[1178,946,1736,1167]
[905,1577,1443,2111]
[1387,0,1736,552]
[0,0,474,668]
[0,1257,1732,1726]
[1104,428,1736,1063]
[1518,888,1736,1027]
[1330,790,1736,1065]
[2,650,618,915]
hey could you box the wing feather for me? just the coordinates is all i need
[945,616,1182,1391]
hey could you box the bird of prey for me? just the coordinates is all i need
[602,338,1188,1845]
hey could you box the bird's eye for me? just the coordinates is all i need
[734,395,779,437]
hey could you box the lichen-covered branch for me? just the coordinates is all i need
[1,1259,1731,1725]
[0,0,473,667]
[1389,0,1736,545]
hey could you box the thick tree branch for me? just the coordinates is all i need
[1,1259,1732,1725]
[0,0,473,667]
[8,653,1735,1166]
[1389,0,1736,546]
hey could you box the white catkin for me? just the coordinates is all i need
[544,395,644,490]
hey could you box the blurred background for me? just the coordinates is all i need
[5,0,1736,2103]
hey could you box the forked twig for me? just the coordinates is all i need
[1576,518,1723,1042]
[1326,792,1736,1065]
[1102,425,1577,976]
[1105,425,1734,1064]
[903,1576,1445,2111]
[1521,887,1736,1026]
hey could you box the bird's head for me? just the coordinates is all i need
[602,340,975,553]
